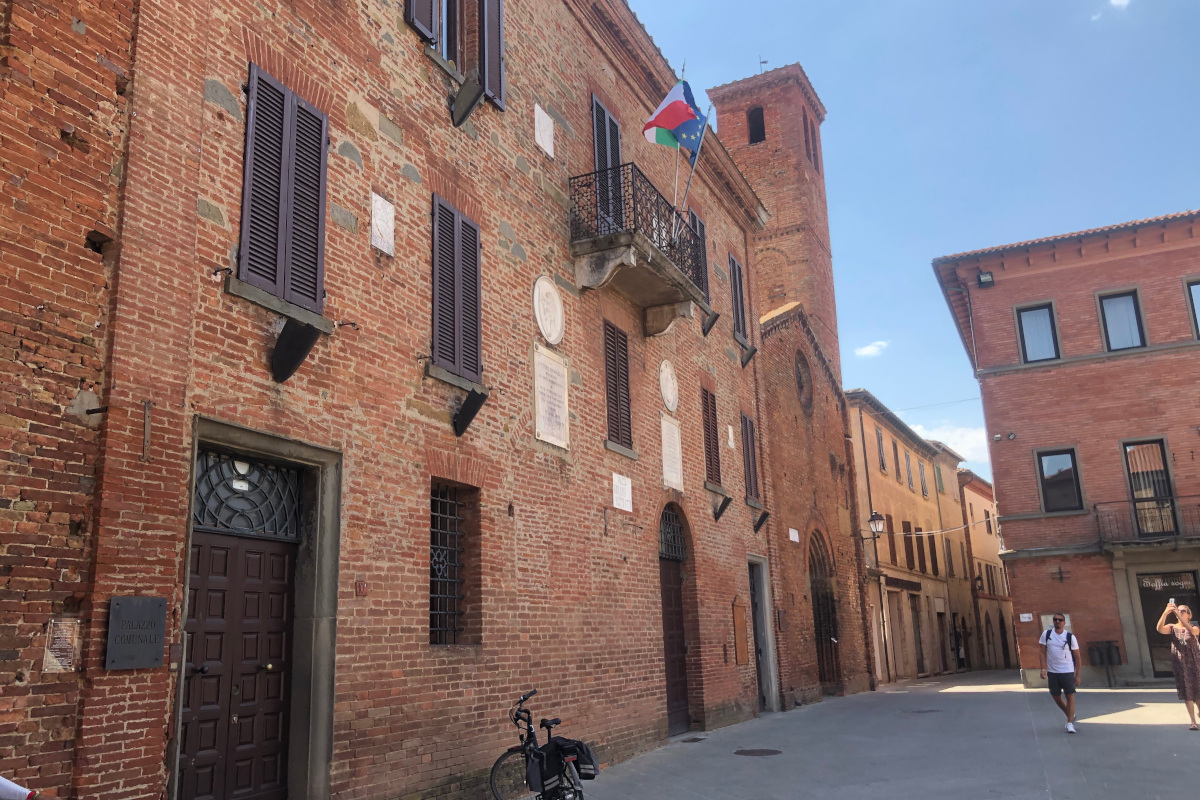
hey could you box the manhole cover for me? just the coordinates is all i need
[734,749,781,757]
[904,709,941,714]
[680,737,706,743]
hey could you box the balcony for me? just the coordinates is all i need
[569,163,710,335]
[1096,495,1200,546]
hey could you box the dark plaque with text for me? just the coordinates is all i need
[105,596,167,670]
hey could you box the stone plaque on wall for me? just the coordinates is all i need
[661,414,683,490]
[42,616,80,674]
[105,596,167,670]
[612,473,632,513]
[533,344,568,449]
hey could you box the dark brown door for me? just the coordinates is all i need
[748,563,767,711]
[659,558,689,736]
[182,531,295,800]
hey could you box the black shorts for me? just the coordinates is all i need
[1048,671,1076,696]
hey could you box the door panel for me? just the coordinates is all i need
[659,558,689,736]
[184,531,295,800]
[748,563,767,711]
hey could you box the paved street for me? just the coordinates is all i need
[585,671,1196,800]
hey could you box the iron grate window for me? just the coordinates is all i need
[193,451,302,541]
[659,505,687,561]
[430,482,465,645]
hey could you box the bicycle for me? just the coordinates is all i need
[490,689,588,800]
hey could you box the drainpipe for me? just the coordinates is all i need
[932,455,955,672]
[858,407,891,683]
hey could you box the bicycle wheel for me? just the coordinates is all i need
[561,762,583,800]
[490,749,536,800]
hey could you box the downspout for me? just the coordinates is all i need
[857,407,891,683]
[932,455,955,673]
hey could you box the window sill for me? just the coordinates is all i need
[424,45,465,85]
[603,440,639,461]
[998,509,1088,522]
[745,496,764,511]
[704,481,729,497]
[225,275,333,334]
[734,331,750,350]
[425,361,489,396]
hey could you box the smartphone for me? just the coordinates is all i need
[1171,598,1176,605]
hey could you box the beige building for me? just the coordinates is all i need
[847,390,966,682]
[959,471,1015,670]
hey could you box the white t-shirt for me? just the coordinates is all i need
[1040,629,1079,673]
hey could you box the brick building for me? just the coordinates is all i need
[0,1,869,798]
[934,209,1200,686]
[846,390,965,682]
[957,470,1014,670]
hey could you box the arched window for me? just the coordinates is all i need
[809,532,841,686]
[659,504,688,561]
[747,106,765,144]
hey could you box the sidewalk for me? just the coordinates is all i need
[584,671,1196,799]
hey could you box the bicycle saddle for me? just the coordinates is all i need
[540,717,561,730]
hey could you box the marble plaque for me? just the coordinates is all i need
[533,276,565,345]
[661,414,683,490]
[533,344,568,449]
[612,472,632,513]
[42,617,80,673]
[370,192,394,256]
[535,103,554,157]
[658,360,678,412]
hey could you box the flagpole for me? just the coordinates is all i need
[672,102,713,242]
[671,66,685,225]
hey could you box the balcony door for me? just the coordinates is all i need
[592,97,623,234]
[1124,440,1176,536]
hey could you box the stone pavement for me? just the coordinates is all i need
[583,671,1196,800]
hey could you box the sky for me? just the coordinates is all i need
[626,0,1200,479]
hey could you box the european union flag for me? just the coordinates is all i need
[671,82,708,166]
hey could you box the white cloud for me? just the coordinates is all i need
[908,423,991,466]
[1091,11,1103,20]
[1109,0,1129,8]
[854,340,889,358]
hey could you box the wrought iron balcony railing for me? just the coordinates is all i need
[1096,495,1200,545]
[569,163,709,304]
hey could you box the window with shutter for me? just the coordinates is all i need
[915,528,926,573]
[405,0,437,42]
[480,0,505,109]
[729,255,747,340]
[929,532,939,576]
[603,321,632,450]
[702,388,721,486]
[238,63,329,314]
[430,194,483,384]
[802,107,812,163]
[741,413,759,501]
[688,210,710,302]
[885,514,897,565]
[811,119,821,174]
[592,97,623,233]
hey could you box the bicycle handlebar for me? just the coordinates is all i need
[519,688,537,704]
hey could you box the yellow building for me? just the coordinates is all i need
[847,390,967,682]
[959,471,1015,670]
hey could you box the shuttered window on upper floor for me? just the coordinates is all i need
[741,413,759,501]
[603,321,632,450]
[702,388,721,486]
[238,64,329,314]
[431,194,483,384]
[406,0,505,109]
[688,210,710,303]
[729,255,747,341]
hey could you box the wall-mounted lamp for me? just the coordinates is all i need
[862,511,885,540]
[974,575,985,593]
[977,271,995,288]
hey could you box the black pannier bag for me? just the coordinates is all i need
[526,737,599,794]
[552,736,598,780]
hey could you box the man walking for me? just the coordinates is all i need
[1040,613,1081,733]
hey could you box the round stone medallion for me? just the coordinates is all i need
[659,359,679,412]
[533,275,564,345]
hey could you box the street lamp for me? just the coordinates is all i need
[867,511,885,538]
[974,575,984,594]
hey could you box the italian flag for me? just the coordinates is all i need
[643,82,699,147]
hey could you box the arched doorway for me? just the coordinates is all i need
[999,613,1012,669]
[809,532,841,691]
[659,504,690,735]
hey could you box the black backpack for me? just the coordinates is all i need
[1044,629,1073,650]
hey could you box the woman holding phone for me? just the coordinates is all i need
[1156,601,1200,730]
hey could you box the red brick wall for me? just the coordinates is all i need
[0,0,132,793]
[1,0,862,797]
[710,66,841,377]
[759,306,872,702]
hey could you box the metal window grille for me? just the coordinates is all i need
[192,450,302,541]
[659,505,687,561]
[430,483,465,645]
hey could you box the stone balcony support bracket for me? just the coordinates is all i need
[644,301,695,337]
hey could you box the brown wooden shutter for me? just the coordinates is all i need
[480,0,505,109]
[702,388,720,485]
[603,321,632,449]
[458,215,483,383]
[689,211,709,302]
[239,64,327,314]
[732,596,748,664]
[729,256,747,338]
[431,195,459,374]
[741,413,759,500]
[593,99,609,172]
[886,515,897,565]
[929,534,939,576]
[238,65,288,299]
[405,0,437,42]
[283,97,327,312]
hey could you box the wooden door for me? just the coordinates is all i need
[659,558,689,736]
[182,531,295,800]
[748,563,767,711]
